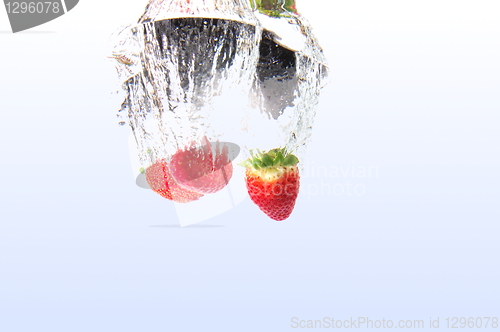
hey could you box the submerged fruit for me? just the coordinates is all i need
[145,160,204,203]
[169,139,233,194]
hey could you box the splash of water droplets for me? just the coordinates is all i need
[110,0,328,172]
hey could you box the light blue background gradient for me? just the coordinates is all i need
[0,1,499,331]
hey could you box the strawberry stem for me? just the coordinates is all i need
[240,147,299,169]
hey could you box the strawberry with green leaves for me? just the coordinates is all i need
[240,148,300,221]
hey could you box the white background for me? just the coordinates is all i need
[1,1,499,331]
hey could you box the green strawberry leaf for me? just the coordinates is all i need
[241,147,299,169]
[262,153,273,167]
[274,149,285,166]
[283,154,299,166]
[238,159,252,168]
[268,148,279,158]
[254,159,265,169]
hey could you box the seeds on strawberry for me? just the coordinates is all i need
[145,160,204,203]
[240,148,300,221]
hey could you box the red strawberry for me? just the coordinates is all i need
[169,138,233,194]
[145,160,204,203]
[240,148,300,221]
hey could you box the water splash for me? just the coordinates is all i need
[110,1,261,170]
[109,0,328,184]
[246,10,328,164]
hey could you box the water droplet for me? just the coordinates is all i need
[118,121,126,126]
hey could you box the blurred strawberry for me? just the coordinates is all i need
[145,160,203,203]
[169,138,233,194]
